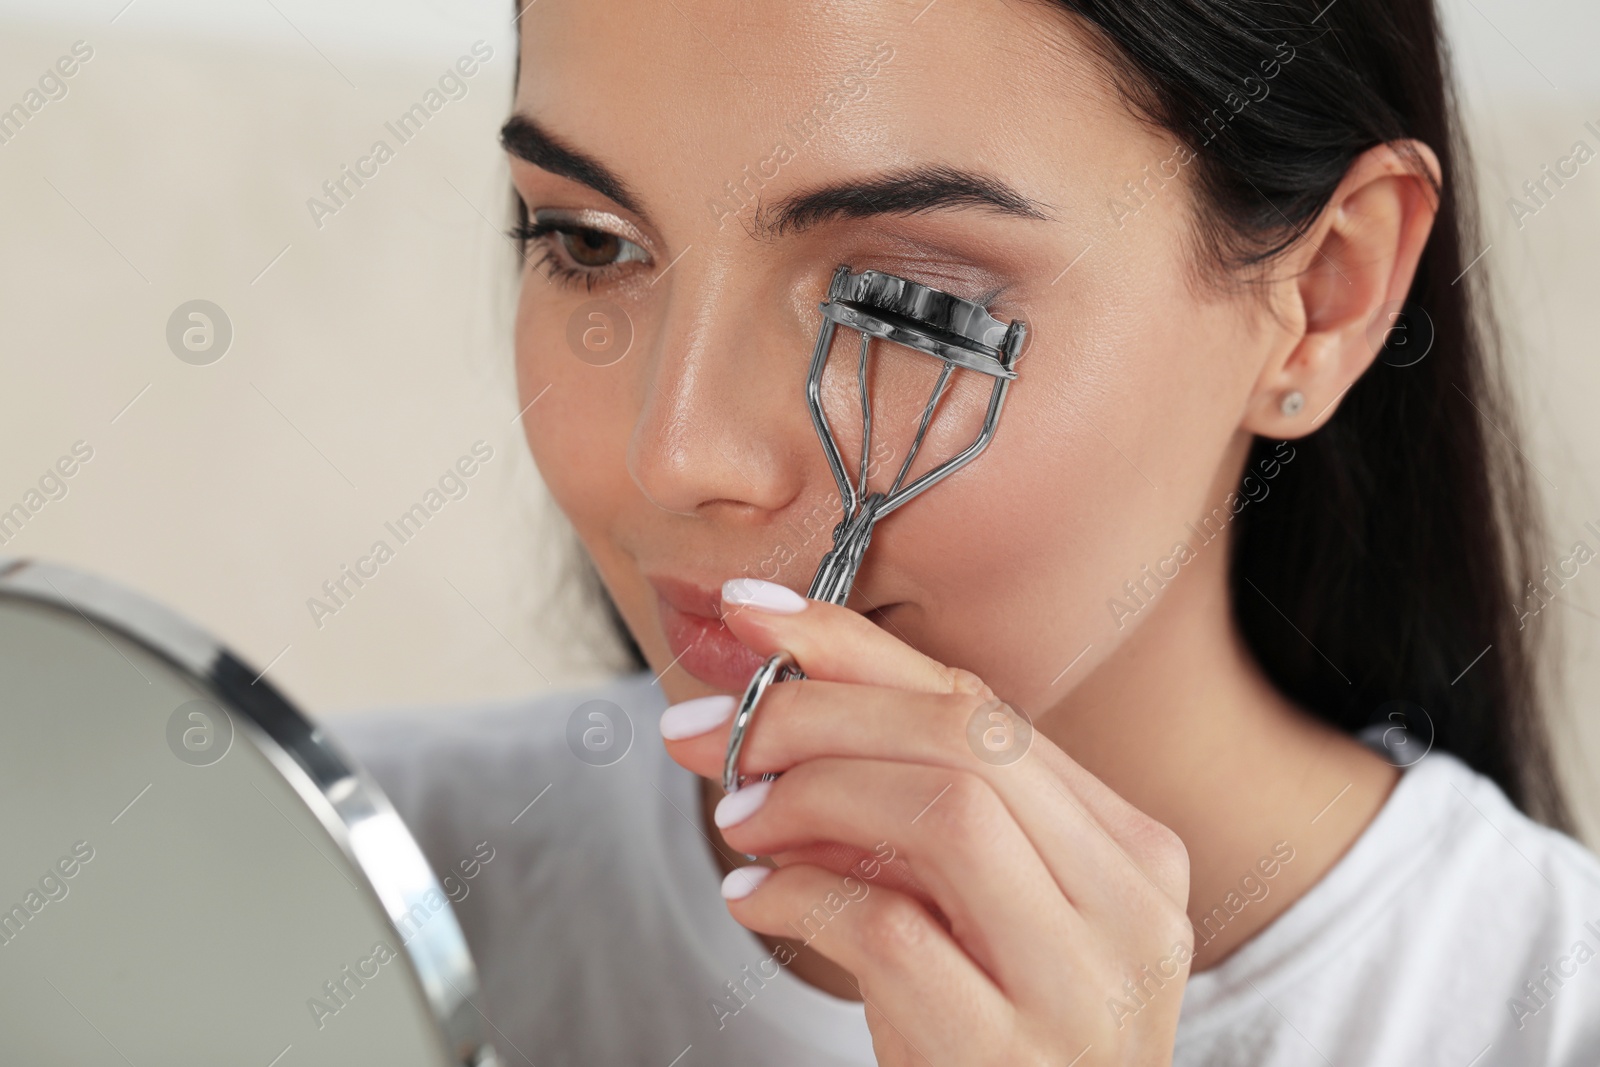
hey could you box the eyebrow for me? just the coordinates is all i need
[754,165,1053,237]
[500,114,644,217]
[500,114,1051,236]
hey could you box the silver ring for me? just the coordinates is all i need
[723,648,796,793]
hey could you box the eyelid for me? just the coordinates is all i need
[531,207,656,258]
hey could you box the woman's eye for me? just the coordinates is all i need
[514,216,653,290]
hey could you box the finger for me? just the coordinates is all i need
[663,679,1191,914]
[714,755,1089,995]
[719,860,1011,1060]
[762,840,940,921]
[719,578,992,697]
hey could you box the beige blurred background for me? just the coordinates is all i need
[1,1,1597,837]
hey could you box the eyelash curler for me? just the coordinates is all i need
[722,265,1028,794]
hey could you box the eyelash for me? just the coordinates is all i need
[508,221,647,292]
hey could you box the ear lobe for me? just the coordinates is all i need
[1241,141,1441,438]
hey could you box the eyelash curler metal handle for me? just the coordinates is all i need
[721,265,1027,796]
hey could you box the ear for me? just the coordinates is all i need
[1241,141,1441,438]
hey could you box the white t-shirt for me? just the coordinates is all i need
[322,671,1600,1066]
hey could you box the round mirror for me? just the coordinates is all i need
[0,558,500,1066]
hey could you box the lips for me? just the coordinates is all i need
[649,575,771,691]
[647,574,901,690]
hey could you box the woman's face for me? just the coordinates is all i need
[509,0,1280,714]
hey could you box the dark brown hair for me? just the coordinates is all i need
[1047,0,1569,827]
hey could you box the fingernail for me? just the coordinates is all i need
[659,695,735,740]
[721,865,772,900]
[714,779,772,828]
[722,578,808,615]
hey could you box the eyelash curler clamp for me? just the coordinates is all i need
[721,265,1028,794]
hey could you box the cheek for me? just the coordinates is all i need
[514,279,636,531]
[861,404,1141,699]
[860,273,1260,703]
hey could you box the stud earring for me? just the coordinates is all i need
[1280,390,1305,417]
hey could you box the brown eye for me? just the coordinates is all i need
[560,228,622,267]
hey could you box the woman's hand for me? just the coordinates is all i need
[659,580,1193,1067]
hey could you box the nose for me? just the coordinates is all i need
[625,261,815,520]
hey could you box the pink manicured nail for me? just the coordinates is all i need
[659,695,735,740]
[714,779,772,828]
[721,865,772,900]
[722,578,808,614]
